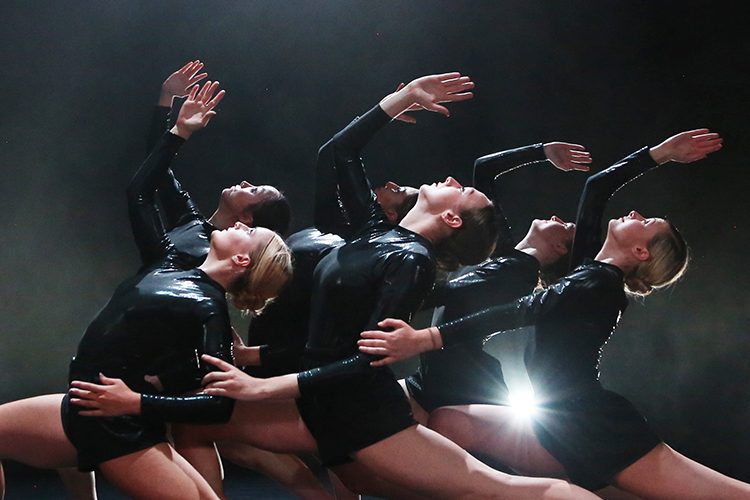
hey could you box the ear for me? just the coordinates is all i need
[238,210,254,227]
[232,254,252,269]
[384,209,399,224]
[440,210,463,229]
[631,244,650,262]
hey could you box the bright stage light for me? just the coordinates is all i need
[508,389,537,418]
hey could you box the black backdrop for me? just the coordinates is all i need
[0,0,748,480]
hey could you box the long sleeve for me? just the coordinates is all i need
[438,270,585,347]
[140,311,235,423]
[127,132,186,266]
[314,105,392,236]
[473,144,547,256]
[297,251,436,392]
[568,147,658,269]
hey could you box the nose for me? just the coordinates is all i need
[234,221,249,230]
[240,181,253,188]
[551,215,564,224]
[385,181,400,190]
[444,176,462,189]
[628,210,644,221]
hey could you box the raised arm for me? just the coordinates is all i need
[127,81,225,267]
[569,128,722,268]
[474,142,591,255]
[315,73,475,236]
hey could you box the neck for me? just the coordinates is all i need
[398,208,448,244]
[595,239,633,276]
[198,254,235,291]
[207,207,235,230]
[514,239,546,266]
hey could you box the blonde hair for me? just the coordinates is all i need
[228,233,293,314]
[625,221,688,296]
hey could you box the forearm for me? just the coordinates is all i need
[141,393,235,423]
[472,143,546,197]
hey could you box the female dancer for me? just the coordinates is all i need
[358,130,750,498]
[73,73,598,499]
[0,81,293,500]
[406,141,589,422]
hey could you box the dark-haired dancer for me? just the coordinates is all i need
[0,82,293,500]
[75,73,598,499]
[359,129,750,498]
[405,141,589,424]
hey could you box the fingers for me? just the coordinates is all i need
[68,387,97,400]
[68,396,100,408]
[358,345,389,356]
[98,373,120,385]
[202,387,228,396]
[395,113,417,124]
[433,72,462,81]
[177,60,195,73]
[202,370,233,384]
[424,101,451,117]
[205,89,226,110]
[201,354,235,371]
[377,318,407,329]
[357,338,388,348]
[188,84,200,101]
[70,380,105,393]
[396,82,406,91]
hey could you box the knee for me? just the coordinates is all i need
[427,408,477,449]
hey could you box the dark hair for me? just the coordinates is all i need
[247,193,292,236]
[624,221,689,296]
[433,203,498,271]
[393,191,419,223]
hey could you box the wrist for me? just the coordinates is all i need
[133,393,144,415]
[379,86,414,119]
[170,124,192,140]
[649,144,671,165]
[428,326,443,350]
[158,89,174,108]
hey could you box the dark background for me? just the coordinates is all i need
[1,0,748,486]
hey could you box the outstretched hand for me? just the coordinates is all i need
[358,319,439,367]
[543,142,592,172]
[69,374,141,417]
[171,80,226,139]
[380,72,474,120]
[159,60,209,107]
[650,128,723,165]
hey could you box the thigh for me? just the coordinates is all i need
[0,394,78,468]
[173,399,317,454]
[428,404,565,477]
[613,443,750,500]
[99,442,218,500]
[354,424,586,500]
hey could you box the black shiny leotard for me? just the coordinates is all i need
[62,134,235,471]
[406,144,548,411]
[243,112,365,377]
[128,107,215,273]
[435,147,662,488]
[293,105,437,465]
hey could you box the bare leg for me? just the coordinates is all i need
[172,398,317,497]
[57,468,97,500]
[428,405,566,477]
[612,443,750,500]
[1,461,4,500]
[98,443,218,500]
[0,394,78,469]
[354,424,598,499]
[217,442,331,500]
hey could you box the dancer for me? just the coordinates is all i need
[406,141,589,422]
[358,130,750,498]
[72,73,598,499]
[144,61,290,275]
[0,81,293,500]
